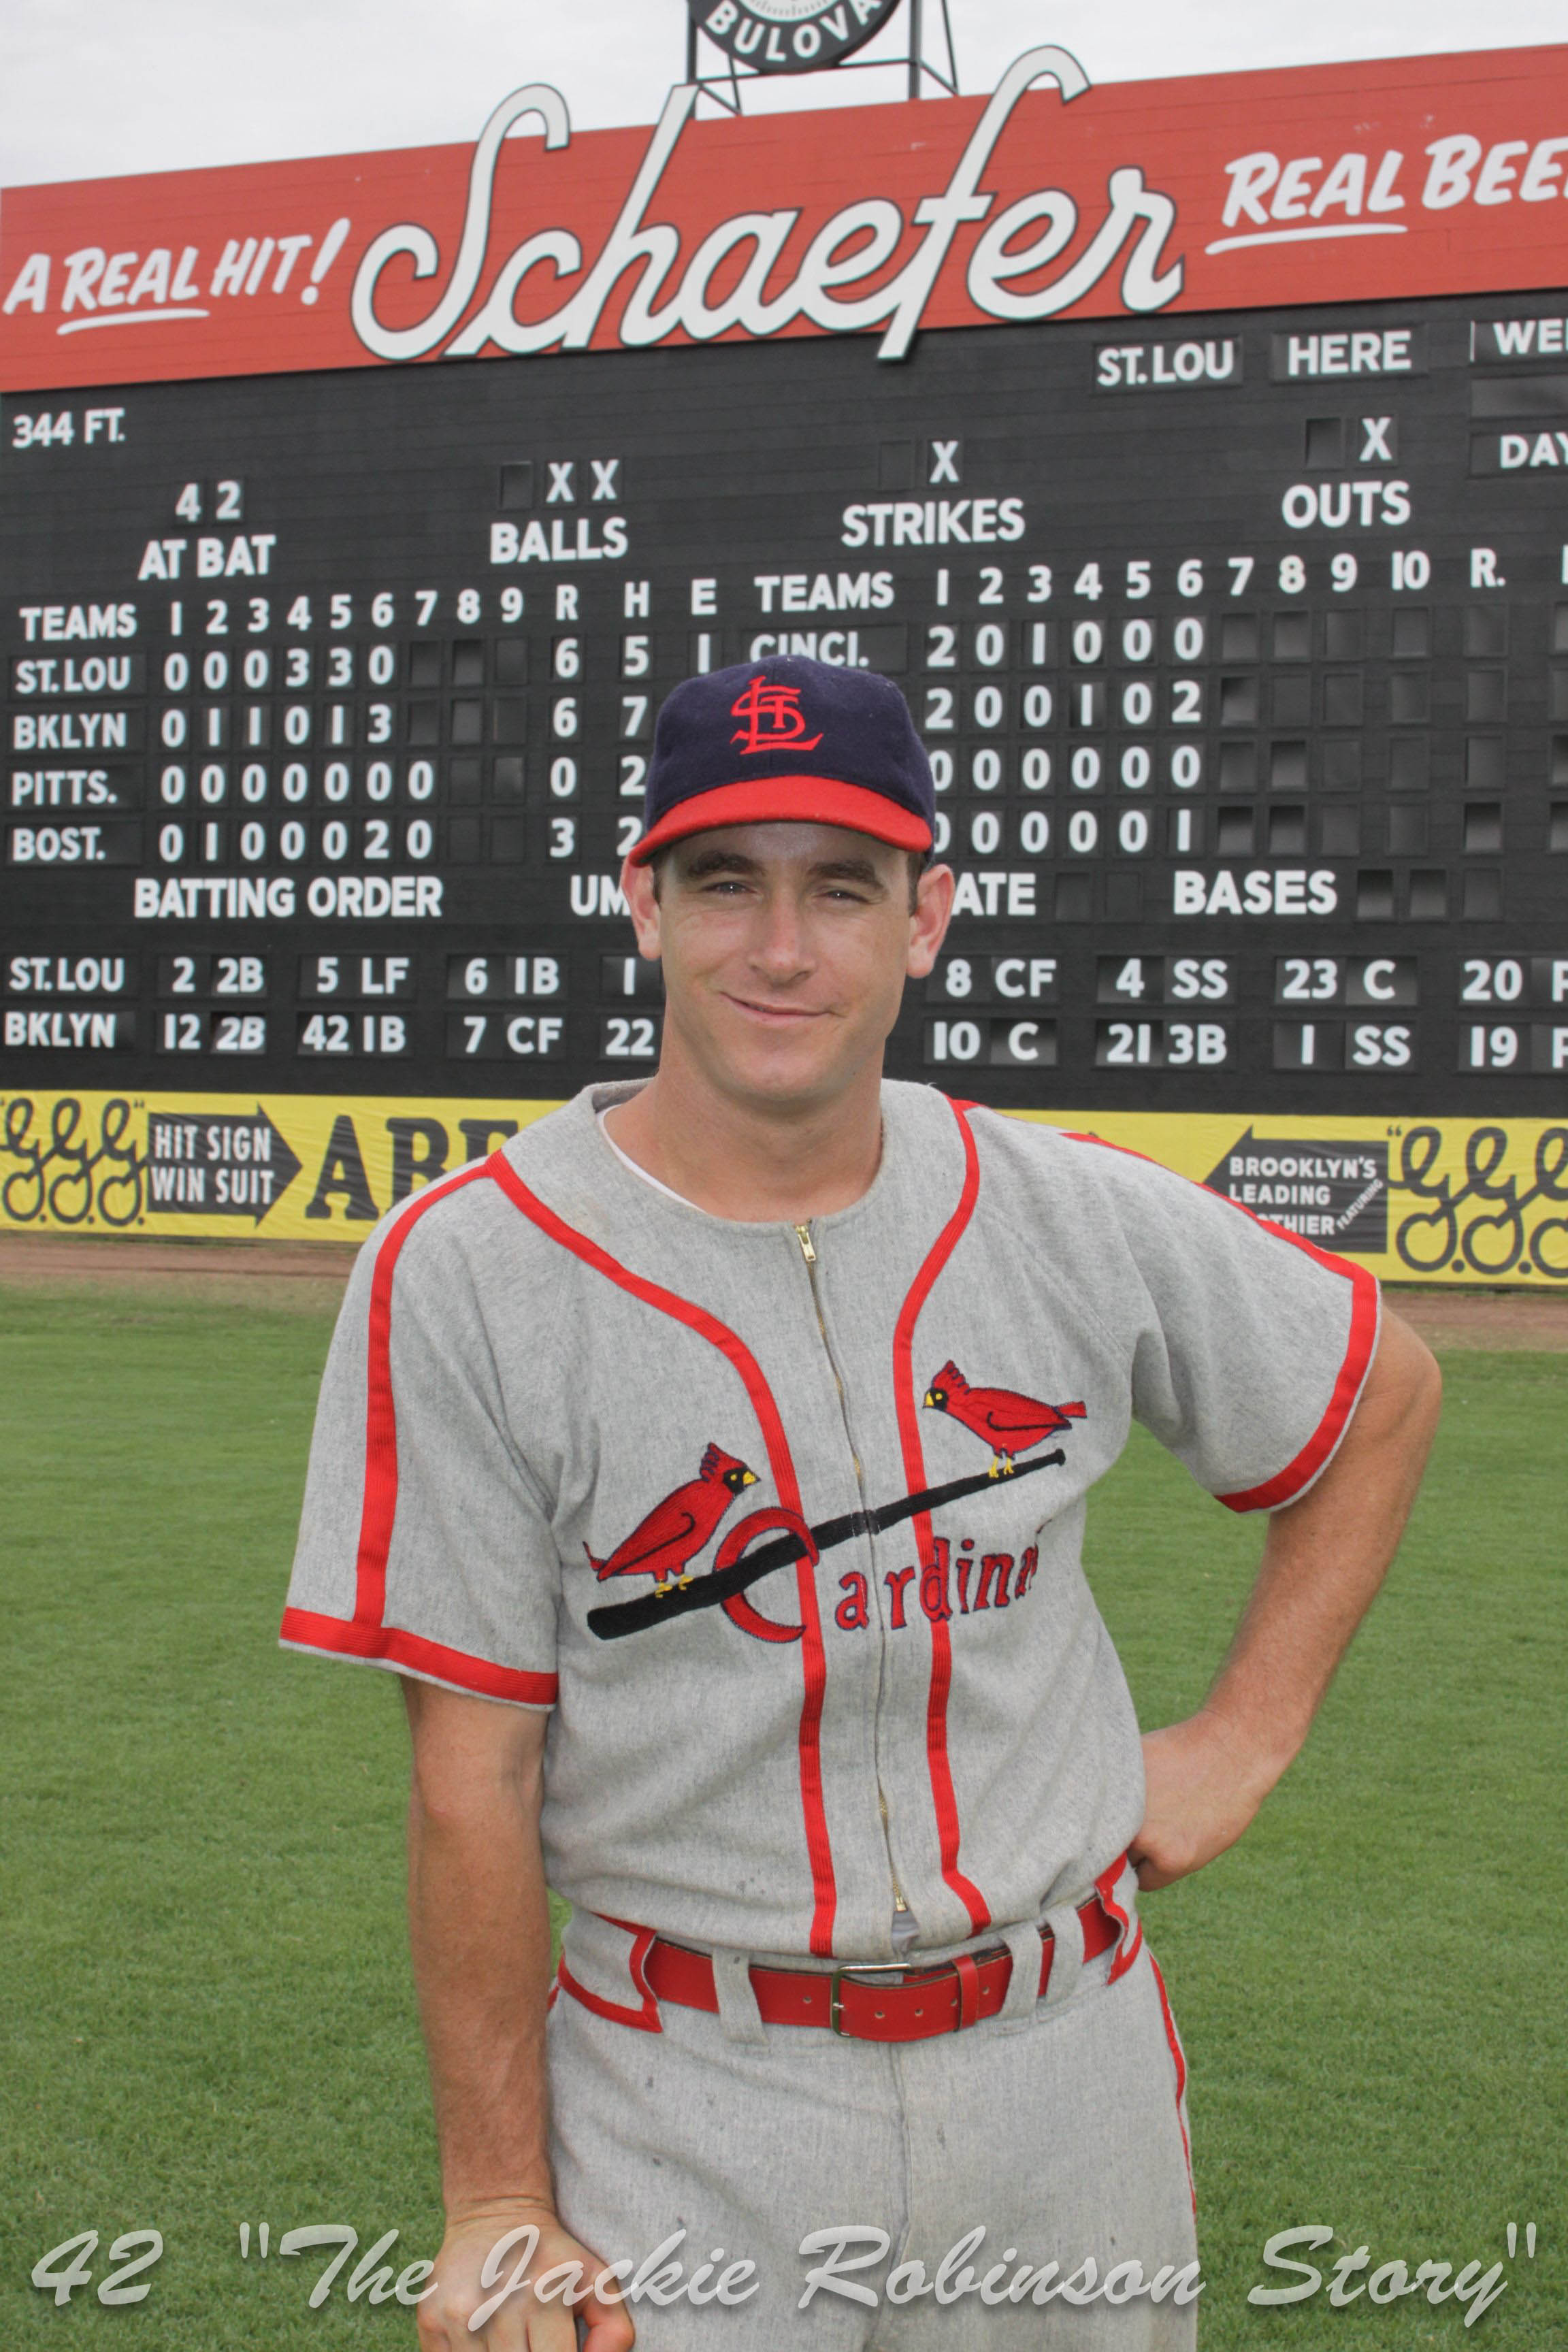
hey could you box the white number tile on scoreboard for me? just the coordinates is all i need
[1271,1020,1414,1073]
[159,1010,266,1056]
[925,1015,1057,1070]
[1457,1024,1568,1071]
[1456,956,1568,1069]
[444,1011,566,1062]
[1094,1020,1230,1069]
[297,1011,410,1058]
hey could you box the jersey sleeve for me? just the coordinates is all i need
[1077,1137,1380,1512]
[280,1177,560,1706]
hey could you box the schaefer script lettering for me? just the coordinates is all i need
[350,48,1182,366]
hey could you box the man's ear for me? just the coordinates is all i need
[906,862,955,979]
[620,852,663,962]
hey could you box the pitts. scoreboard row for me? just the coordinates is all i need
[5,42,1568,1277]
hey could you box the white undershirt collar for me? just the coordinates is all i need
[595,1105,698,1208]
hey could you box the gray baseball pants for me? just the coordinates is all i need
[546,1886,1198,2349]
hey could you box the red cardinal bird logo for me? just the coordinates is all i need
[585,1443,760,1590]
[921,1361,1086,1477]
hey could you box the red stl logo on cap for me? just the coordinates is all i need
[629,655,936,863]
[730,676,823,755]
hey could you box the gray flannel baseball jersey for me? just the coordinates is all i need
[282,1080,1379,1963]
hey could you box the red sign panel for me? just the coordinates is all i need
[6,42,1568,392]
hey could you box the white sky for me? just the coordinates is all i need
[3,1,1568,186]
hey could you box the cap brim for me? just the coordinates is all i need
[630,776,934,864]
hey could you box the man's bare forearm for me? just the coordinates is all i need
[402,1678,556,2215]
[1133,1306,1441,1886]
[1206,1307,1441,1779]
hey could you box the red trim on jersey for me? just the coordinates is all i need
[1215,1255,1377,1509]
[1147,1947,1195,2215]
[891,1097,990,1939]
[355,1162,494,1627]
[279,1165,559,1703]
[555,1923,662,2034]
[1062,1129,1379,1516]
[1094,1852,1145,1982]
[280,1606,558,1705]
[485,1151,839,1959]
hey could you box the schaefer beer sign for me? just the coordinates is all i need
[10,42,1568,389]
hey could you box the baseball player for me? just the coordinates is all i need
[282,655,1440,2351]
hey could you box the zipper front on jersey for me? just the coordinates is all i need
[792,1221,913,1941]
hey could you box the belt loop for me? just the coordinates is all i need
[710,1946,768,2046]
[1039,1900,1085,2010]
[997,1922,1045,2030]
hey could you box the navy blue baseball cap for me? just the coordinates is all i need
[631,655,935,864]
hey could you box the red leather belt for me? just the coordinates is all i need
[642,1885,1124,2044]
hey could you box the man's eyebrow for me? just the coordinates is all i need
[680,847,764,880]
[811,858,888,889]
[675,849,889,890]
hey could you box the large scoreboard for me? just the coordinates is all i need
[4,39,1568,1278]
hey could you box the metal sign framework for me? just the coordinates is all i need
[685,0,958,112]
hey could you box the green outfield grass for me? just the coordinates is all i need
[1,1286,1562,2348]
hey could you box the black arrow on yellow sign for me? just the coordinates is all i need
[1202,1128,1388,1253]
[143,1104,303,1225]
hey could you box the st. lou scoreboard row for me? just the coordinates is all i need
[4,293,1568,1111]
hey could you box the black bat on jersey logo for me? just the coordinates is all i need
[586,1450,1065,1641]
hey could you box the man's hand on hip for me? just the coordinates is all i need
[1131,1709,1271,1889]
[416,2200,634,2352]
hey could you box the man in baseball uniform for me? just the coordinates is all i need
[282,655,1440,2351]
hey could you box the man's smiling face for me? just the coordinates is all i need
[622,821,953,1117]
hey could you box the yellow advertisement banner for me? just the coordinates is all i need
[1,1088,1565,1285]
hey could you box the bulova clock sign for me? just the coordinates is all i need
[688,0,903,74]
